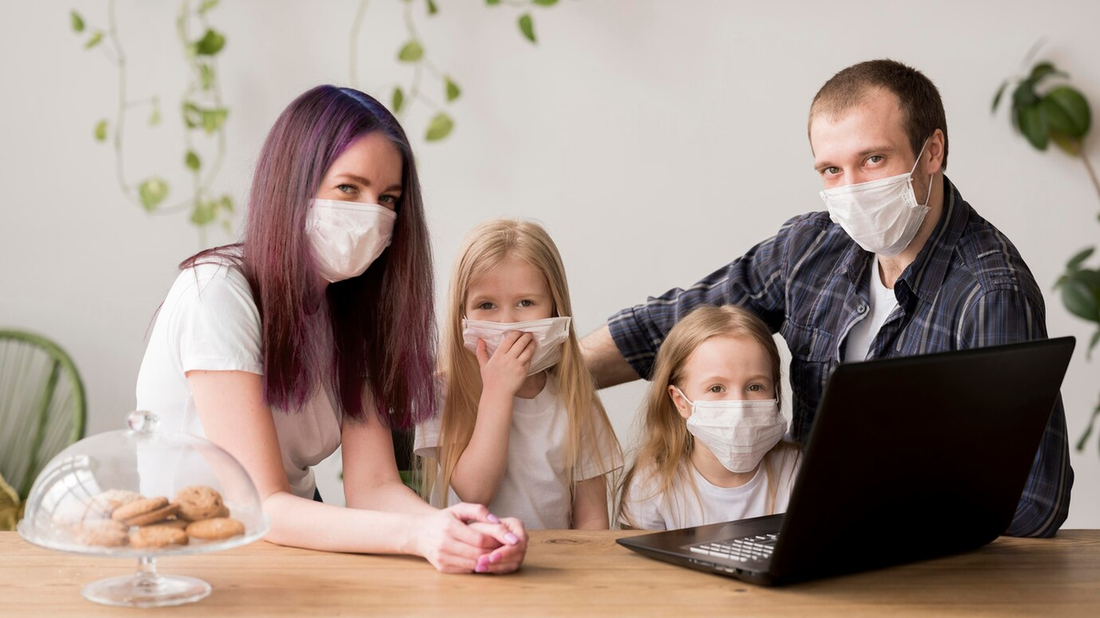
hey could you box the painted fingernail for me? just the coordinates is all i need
[490,553,502,563]
[505,533,519,545]
[476,563,488,573]
[487,513,501,524]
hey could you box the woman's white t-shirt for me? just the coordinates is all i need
[413,374,622,530]
[135,261,342,499]
[620,446,801,531]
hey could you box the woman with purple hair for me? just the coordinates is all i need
[136,85,527,573]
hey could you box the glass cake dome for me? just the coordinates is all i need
[18,410,270,608]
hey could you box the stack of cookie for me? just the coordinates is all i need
[72,485,245,550]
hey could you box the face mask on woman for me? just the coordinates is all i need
[674,387,786,473]
[306,198,396,283]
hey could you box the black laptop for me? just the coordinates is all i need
[617,337,1075,585]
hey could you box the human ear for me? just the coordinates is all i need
[668,385,691,420]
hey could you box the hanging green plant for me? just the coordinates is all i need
[68,0,235,240]
[993,45,1100,456]
[349,0,562,143]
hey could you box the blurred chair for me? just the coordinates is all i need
[0,330,86,529]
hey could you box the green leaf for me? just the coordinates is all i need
[1018,104,1049,150]
[198,0,220,15]
[425,112,454,141]
[486,0,502,5]
[200,107,228,134]
[445,77,461,102]
[194,28,226,56]
[1061,279,1100,322]
[138,178,169,212]
[185,150,201,171]
[427,0,438,15]
[219,194,234,214]
[190,199,217,226]
[148,106,161,126]
[1071,268,1100,291]
[93,119,108,142]
[533,0,559,5]
[398,40,424,62]
[1088,329,1100,361]
[1028,61,1066,86]
[1044,86,1091,137]
[1012,81,1040,111]
[71,11,85,33]
[992,80,1008,113]
[392,87,405,113]
[1075,401,1100,452]
[85,31,104,49]
[199,63,215,90]
[518,14,536,43]
[1067,247,1095,271]
[182,102,202,128]
[1050,131,1080,156]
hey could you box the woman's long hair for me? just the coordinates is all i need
[181,85,435,428]
[423,219,622,518]
[617,305,797,528]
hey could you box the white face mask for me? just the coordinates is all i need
[819,140,933,257]
[306,199,396,283]
[462,317,572,376]
[674,387,786,473]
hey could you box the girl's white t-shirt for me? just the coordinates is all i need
[620,446,801,531]
[135,261,342,500]
[413,374,622,530]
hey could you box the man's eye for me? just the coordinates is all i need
[824,167,840,176]
[867,155,884,164]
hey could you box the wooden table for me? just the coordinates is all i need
[4,530,1100,616]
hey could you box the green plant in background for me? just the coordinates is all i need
[69,0,235,240]
[350,0,561,142]
[993,44,1100,454]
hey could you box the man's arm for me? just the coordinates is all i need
[960,288,1073,537]
[582,219,799,385]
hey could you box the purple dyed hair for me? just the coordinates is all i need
[182,85,436,428]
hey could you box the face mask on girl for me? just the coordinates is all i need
[674,387,786,473]
[462,317,572,376]
[818,138,933,257]
[306,198,396,283]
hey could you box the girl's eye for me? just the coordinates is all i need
[337,184,356,194]
[707,385,725,393]
[747,384,764,392]
[517,299,534,308]
[476,302,495,311]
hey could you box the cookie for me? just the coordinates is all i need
[111,497,180,526]
[130,525,189,549]
[214,504,231,519]
[174,485,224,521]
[85,489,143,518]
[157,517,190,530]
[187,517,245,541]
[75,519,129,547]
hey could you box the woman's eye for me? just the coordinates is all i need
[337,184,356,194]
[380,194,399,205]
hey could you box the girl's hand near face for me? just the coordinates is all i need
[476,331,535,397]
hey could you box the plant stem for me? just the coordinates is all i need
[1079,140,1100,203]
[106,0,137,203]
[349,0,369,88]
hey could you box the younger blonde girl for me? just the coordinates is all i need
[415,219,622,529]
[618,305,801,530]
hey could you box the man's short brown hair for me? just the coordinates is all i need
[809,59,949,170]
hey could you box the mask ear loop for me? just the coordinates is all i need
[672,386,695,408]
[909,137,935,208]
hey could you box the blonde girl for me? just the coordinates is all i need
[415,219,622,529]
[618,305,801,530]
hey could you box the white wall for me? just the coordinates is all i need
[2,0,1098,527]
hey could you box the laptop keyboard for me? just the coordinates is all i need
[688,533,778,563]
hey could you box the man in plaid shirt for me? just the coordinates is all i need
[582,59,1072,537]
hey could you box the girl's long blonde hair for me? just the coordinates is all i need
[422,219,621,517]
[617,305,799,528]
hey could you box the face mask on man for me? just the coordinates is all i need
[674,387,786,473]
[306,199,396,283]
[462,317,572,376]
[819,139,934,257]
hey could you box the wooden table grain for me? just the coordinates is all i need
[4,530,1100,616]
